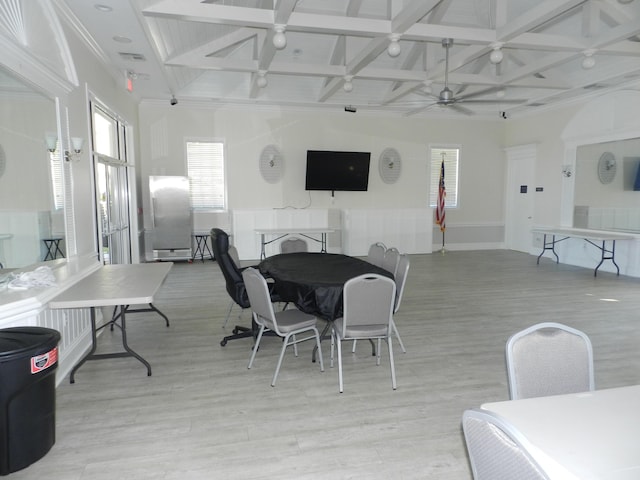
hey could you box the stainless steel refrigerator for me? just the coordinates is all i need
[149,176,193,261]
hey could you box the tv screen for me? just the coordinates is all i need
[305,150,371,192]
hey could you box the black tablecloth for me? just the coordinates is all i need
[259,252,393,320]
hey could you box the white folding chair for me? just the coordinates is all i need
[506,322,594,400]
[462,409,549,480]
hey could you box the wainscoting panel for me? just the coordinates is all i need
[341,209,432,256]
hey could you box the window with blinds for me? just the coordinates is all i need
[429,146,460,208]
[186,141,226,210]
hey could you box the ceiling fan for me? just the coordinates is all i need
[402,38,525,116]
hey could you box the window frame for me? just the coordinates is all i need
[428,144,460,209]
[185,138,227,212]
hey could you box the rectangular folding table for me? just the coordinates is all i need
[49,263,172,383]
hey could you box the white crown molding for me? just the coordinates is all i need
[0,33,73,98]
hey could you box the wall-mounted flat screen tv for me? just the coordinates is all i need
[305,150,371,192]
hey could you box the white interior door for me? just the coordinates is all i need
[505,145,536,253]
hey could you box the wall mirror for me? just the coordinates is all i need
[0,65,63,268]
[574,137,640,233]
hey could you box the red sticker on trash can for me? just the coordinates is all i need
[31,347,58,374]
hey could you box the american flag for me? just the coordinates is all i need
[435,158,446,232]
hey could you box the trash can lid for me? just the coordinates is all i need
[0,327,61,359]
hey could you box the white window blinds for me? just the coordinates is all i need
[429,146,459,208]
[186,141,226,210]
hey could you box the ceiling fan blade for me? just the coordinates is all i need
[458,99,527,104]
[449,104,474,115]
[403,102,438,117]
[457,86,506,101]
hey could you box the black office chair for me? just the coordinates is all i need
[210,228,280,347]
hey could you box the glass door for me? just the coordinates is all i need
[92,102,134,264]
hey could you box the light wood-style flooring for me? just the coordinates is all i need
[10,250,640,479]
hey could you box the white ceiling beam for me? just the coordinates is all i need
[167,28,261,64]
[501,51,576,84]
[497,0,587,42]
[273,0,297,25]
[391,0,440,33]
[428,0,455,25]
[318,36,388,101]
[587,19,640,49]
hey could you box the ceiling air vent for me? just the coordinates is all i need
[119,52,147,62]
[584,83,604,90]
[528,103,545,107]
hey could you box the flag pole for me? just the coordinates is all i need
[436,151,447,254]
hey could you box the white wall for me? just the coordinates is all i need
[138,103,506,255]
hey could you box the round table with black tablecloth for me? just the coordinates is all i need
[258,252,393,321]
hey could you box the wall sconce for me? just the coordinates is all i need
[562,165,573,178]
[46,134,84,161]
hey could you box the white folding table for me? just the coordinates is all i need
[49,263,172,383]
[532,227,635,276]
[255,228,334,259]
[482,385,640,479]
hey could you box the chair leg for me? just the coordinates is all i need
[330,330,335,368]
[388,336,397,390]
[248,325,265,369]
[351,339,357,353]
[223,301,234,327]
[313,327,324,372]
[272,332,291,387]
[292,334,298,357]
[337,335,344,393]
[376,338,382,366]
[391,319,406,353]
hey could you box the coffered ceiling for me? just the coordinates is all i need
[58,0,640,117]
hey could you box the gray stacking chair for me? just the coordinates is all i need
[390,253,410,353]
[280,236,308,253]
[330,273,396,393]
[506,322,594,400]
[242,267,324,386]
[367,242,386,267]
[462,409,549,480]
[382,247,400,276]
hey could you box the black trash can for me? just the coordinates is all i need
[0,327,61,476]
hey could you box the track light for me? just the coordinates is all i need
[387,34,401,57]
[273,25,286,49]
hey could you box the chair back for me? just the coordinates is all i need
[211,228,250,308]
[462,409,549,480]
[506,322,594,400]
[338,274,395,338]
[393,254,410,313]
[367,242,386,267]
[382,247,400,276]
[280,237,308,254]
[242,267,280,334]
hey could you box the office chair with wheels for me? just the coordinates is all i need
[506,322,594,400]
[462,408,549,480]
[211,228,280,347]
